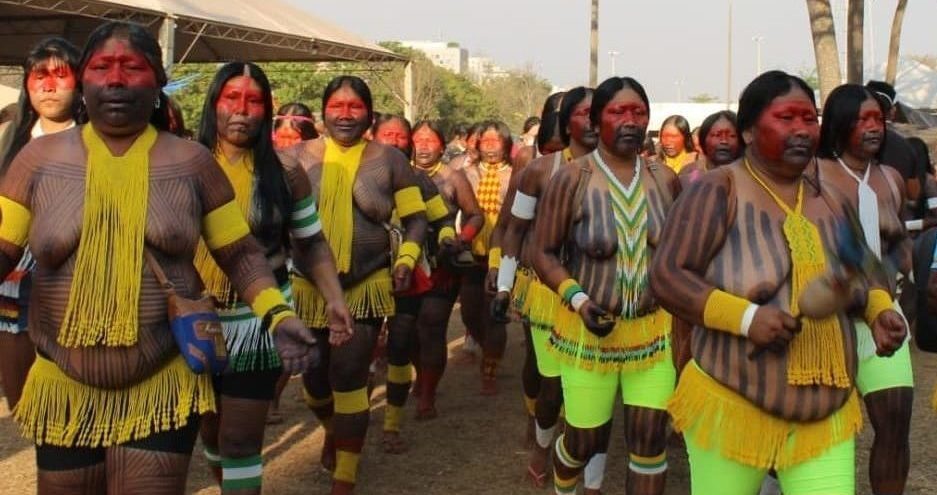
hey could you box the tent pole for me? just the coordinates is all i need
[403,60,414,122]
[159,16,176,75]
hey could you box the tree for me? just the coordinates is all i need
[689,93,719,103]
[797,67,821,90]
[805,0,843,105]
[481,68,552,132]
[885,0,909,85]
[846,0,864,83]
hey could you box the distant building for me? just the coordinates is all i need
[467,56,508,82]
[399,40,468,74]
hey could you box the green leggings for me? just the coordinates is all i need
[686,430,855,495]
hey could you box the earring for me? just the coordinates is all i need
[154,96,161,109]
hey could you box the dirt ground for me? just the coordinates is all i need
[1,307,936,494]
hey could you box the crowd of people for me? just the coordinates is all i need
[0,20,936,495]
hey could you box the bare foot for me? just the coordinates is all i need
[382,430,407,454]
[526,443,550,488]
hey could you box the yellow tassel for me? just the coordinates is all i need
[472,211,498,256]
[58,125,157,348]
[292,270,395,328]
[548,305,670,372]
[669,361,862,470]
[15,354,215,448]
[320,138,367,274]
[194,152,255,307]
[523,276,560,332]
[511,267,532,313]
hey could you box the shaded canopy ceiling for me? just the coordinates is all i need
[0,0,407,65]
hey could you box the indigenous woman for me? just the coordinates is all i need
[372,113,412,159]
[448,122,483,171]
[817,83,914,495]
[460,120,514,394]
[273,102,318,150]
[0,37,82,410]
[652,71,907,495]
[5,22,316,493]
[373,114,454,453]
[279,75,428,495]
[678,110,742,189]
[410,119,483,418]
[533,77,679,495]
[493,87,608,493]
[657,114,697,173]
[490,91,565,447]
[195,62,352,494]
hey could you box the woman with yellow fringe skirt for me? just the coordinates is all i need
[532,76,679,495]
[279,75,428,495]
[651,71,908,495]
[6,22,316,493]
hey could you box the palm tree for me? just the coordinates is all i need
[805,0,843,105]
[590,0,599,86]
[846,0,864,83]
[885,0,909,85]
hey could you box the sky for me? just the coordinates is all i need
[290,0,937,103]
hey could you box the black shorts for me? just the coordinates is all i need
[35,416,201,471]
[212,367,283,401]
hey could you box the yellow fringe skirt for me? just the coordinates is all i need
[522,275,561,333]
[547,304,671,373]
[15,354,215,448]
[292,268,395,328]
[669,360,862,470]
[511,266,532,314]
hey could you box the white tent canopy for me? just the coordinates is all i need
[868,58,937,110]
[0,0,406,66]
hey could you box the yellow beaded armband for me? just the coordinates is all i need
[702,289,753,336]
[488,247,501,269]
[395,241,421,270]
[202,200,250,250]
[864,289,894,325]
[437,226,456,245]
[394,186,426,218]
[425,194,449,222]
[0,196,31,248]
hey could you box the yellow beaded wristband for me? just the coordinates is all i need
[864,288,894,325]
[395,240,421,270]
[437,226,456,245]
[250,287,296,334]
[488,247,502,269]
[702,289,750,336]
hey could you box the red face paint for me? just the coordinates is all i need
[751,90,819,165]
[479,129,506,164]
[599,89,649,156]
[81,37,160,133]
[375,119,411,155]
[215,75,266,148]
[273,125,302,149]
[568,97,597,149]
[26,58,77,121]
[703,118,740,166]
[323,85,370,145]
[412,126,444,167]
[659,125,686,158]
[847,98,884,159]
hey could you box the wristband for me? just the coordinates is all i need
[262,304,297,334]
[864,288,894,324]
[740,303,760,337]
[488,247,501,269]
[395,241,421,270]
[437,226,456,245]
[497,255,518,292]
[460,223,479,242]
[570,292,589,312]
[703,289,752,336]
[510,191,537,220]
[928,197,937,209]
[251,287,294,333]
[290,195,322,239]
[905,219,923,231]
[558,278,584,305]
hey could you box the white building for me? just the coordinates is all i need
[467,55,508,82]
[399,41,468,74]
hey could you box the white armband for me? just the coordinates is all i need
[928,197,937,210]
[905,219,923,232]
[570,292,589,312]
[740,303,760,338]
[496,255,519,292]
[510,191,537,220]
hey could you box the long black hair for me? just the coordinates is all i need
[274,102,318,141]
[818,84,885,161]
[737,70,815,134]
[658,114,695,155]
[590,76,650,129]
[478,120,513,164]
[321,75,374,124]
[0,37,83,173]
[412,119,447,148]
[536,92,565,153]
[558,86,593,147]
[198,62,291,245]
[698,110,742,154]
[372,113,412,158]
[78,22,172,132]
